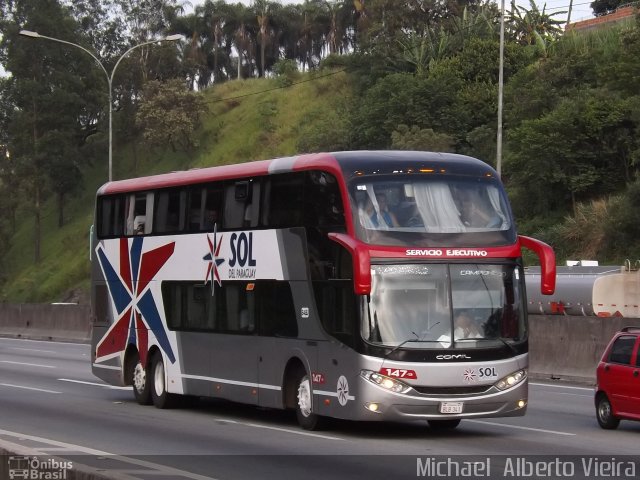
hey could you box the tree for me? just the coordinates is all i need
[391,125,455,151]
[590,0,624,17]
[508,1,566,48]
[1,0,105,259]
[227,2,254,79]
[506,91,640,215]
[136,79,208,153]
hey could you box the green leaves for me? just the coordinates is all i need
[136,79,207,153]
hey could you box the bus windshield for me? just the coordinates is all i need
[362,263,525,349]
[351,176,513,246]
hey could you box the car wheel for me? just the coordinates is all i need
[596,394,620,430]
[150,351,176,409]
[131,351,152,405]
[428,419,461,430]
[295,373,323,430]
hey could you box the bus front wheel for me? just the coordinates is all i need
[296,373,322,430]
[150,351,176,409]
[131,351,152,405]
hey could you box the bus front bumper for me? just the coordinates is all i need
[350,376,528,422]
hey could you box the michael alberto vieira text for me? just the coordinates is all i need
[416,457,637,478]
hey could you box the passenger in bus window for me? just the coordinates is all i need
[459,195,499,228]
[364,194,399,229]
[454,311,482,339]
[134,215,145,235]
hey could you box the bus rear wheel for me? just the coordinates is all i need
[296,373,322,430]
[428,419,461,430]
[150,351,176,409]
[131,352,152,405]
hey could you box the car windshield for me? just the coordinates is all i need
[361,263,525,349]
[351,176,513,246]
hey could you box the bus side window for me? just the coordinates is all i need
[188,187,205,231]
[224,180,260,229]
[314,280,357,347]
[262,173,304,228]
[202,185,224,231]
[125,193,149,236]
[306,171,345,229]
[98,195,124,238]
[258,282,298,337]
[154,188,185,234]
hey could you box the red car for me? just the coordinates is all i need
[595,326,640,429]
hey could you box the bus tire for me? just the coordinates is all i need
[131,351,152,405]
[150,351,176,409]
[428,419,461,430]
[596,394,619,430]
[295,373,322,430]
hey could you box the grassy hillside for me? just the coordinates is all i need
[0,70,353,303]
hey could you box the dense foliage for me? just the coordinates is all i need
[0,0,639,301]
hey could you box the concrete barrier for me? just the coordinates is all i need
[528,314,640,384]
[0,304,91,343]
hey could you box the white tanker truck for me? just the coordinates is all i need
[525,261,640,317]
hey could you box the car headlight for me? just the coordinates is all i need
[360,370,412,394]
[494,369,527,391]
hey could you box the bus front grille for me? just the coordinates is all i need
[412,385,492,396]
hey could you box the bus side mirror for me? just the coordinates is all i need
[519,235,556,295]
[327,233,371,295]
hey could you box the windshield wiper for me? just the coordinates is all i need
[454,336,519,354]
[383,323,443,360]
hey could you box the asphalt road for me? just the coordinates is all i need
[0,337,638,480]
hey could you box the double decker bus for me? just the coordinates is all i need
[90,151,555,430]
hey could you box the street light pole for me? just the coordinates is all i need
[19,30,181,182]
[496,0,505,178]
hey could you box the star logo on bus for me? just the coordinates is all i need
[203,224,225,296]
[94,237,176,366]
[463,369,477,382]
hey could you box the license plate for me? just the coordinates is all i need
[439,402,463,414]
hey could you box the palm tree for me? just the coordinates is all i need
[508,0,566,46]
[226,2,254,79]
[201,0,234,84]
[172,11,209,89]
[253,0,271,77]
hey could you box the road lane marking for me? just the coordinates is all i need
[245,422,344,441]
[10,347,57,354]
[0,360,56,368]
[92,363,121,370]
[0,337,87,346]
[530,382,593,391]
[0,383,61,394]
[466,419,575,436]
[0,428,218,480]
[58,378,130,390]
[541,391,592,398]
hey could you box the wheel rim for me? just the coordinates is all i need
[297,377,312,418]
[133,362,146,393]
[598,398,611,422]
[154,359,165,397]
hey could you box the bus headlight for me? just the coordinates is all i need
[360,370,412,394]
[494,369,527,391]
